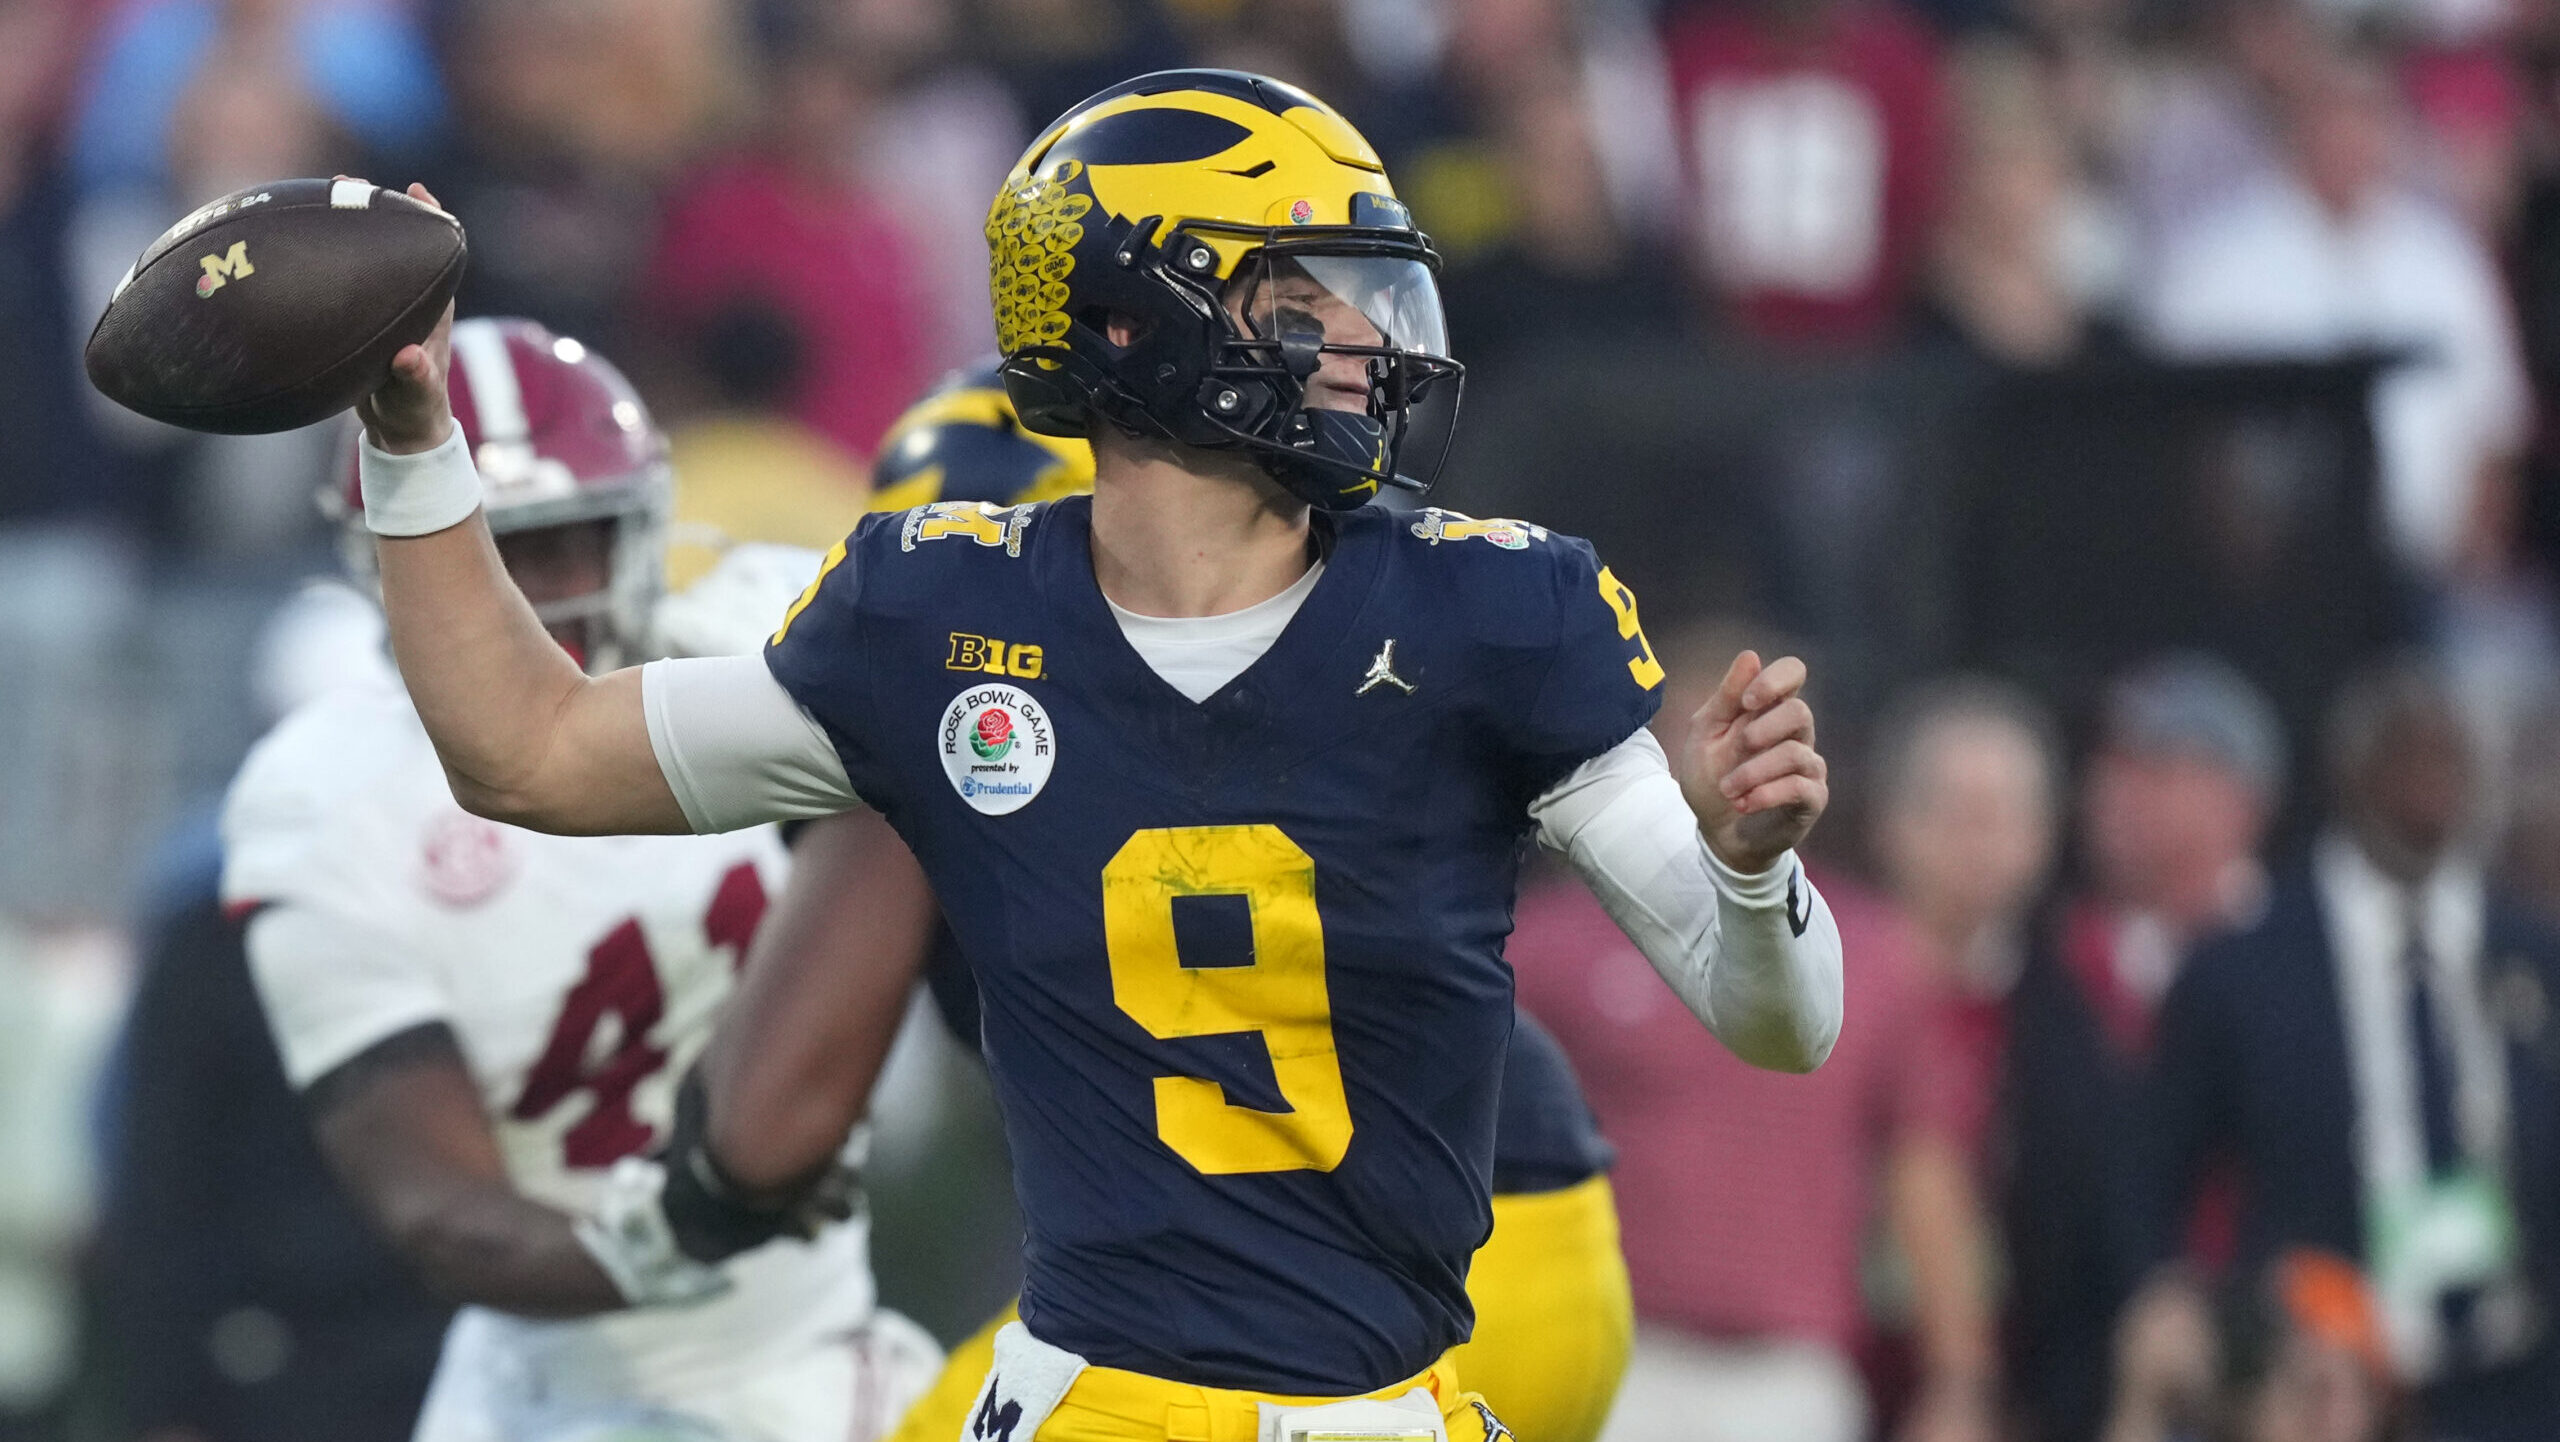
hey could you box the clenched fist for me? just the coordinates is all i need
[356,181,458,456]
[1679,650,1829,875]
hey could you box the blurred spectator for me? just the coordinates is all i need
[1659,0,1947,349]
[2004,654,2285,1442]
[2110,0,2312,257]
[838,0,1031,375]
[2138,40,2533,589]
[2103,1251,2403,1442]
[0,0,138,529]
[1868,675,2061,1150]
[1919,42,2128,369]
[1436,54,1685,360]
[973,0,1188,141]
[55,0,394,558]
[64,0,442,196]
[642,3,938,460]
[2139,659,2560,1440]
[1861,674,2060,1438]
[1515,626,1994,1442]
[2402,47,2525,242]
[421,0,746,357]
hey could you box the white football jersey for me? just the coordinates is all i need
[222,676,875,1399]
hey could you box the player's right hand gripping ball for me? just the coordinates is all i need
[84,177,466,435]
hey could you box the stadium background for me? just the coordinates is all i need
[0,0,2551,1438]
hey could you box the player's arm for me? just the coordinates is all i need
[241,888,730,1316]
[1532,650,1844,1073]
[357,185,854,838]
[659,810,941,1259]
[302,1023,628,1316]
[357,285,678,834]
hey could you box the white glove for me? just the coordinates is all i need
[573,1156,734,1308]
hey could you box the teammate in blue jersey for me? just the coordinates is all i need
[344,68,1843,1441]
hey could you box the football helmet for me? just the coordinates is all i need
[330,317,672,672]
[870,361,1095,512]
[987,70,1463,510]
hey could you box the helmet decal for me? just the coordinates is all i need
[988,163,1092,357]
[1046,109,1254,167]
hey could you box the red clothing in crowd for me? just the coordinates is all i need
[1660,0,1946,347]
[644,157,935,459]
[1511,867,1961,1349]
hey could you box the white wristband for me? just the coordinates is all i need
[358,426,483,537]
[1704,842,1799,908]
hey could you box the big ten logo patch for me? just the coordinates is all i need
[948,632,1044,679]
[196,241,254,297]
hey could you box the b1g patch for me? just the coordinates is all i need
[940,684,1056,815]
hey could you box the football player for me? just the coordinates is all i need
[839,362,1634,1442]
[344,69,1843,1441]
[222,318,938,1442]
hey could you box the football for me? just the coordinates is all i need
[84,178,467,436]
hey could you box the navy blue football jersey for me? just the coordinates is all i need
[765,496,1661,1391]
[918,931,1614,1194]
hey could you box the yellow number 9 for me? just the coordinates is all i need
[1596,566,1666,690]
[1102,825,1353,1175]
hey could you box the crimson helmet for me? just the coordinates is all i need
[330,317,672,672]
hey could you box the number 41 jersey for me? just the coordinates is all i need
[218,680,865,1393]
[766,496,1663,1394]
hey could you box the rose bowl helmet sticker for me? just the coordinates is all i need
[941,683,1056,815]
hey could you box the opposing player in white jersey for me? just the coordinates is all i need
[220,318,938,1442]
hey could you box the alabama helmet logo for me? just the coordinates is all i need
[940,684,1055,815]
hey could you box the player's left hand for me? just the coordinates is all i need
[1680,650,1828,875]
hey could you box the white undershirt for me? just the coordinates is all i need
[638,575,1844,1072]
[1106,561,1325,702]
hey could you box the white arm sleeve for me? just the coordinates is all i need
[640,653,862,834]
[1529,728,1845,1072]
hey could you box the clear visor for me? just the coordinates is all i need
[1238,253,1452,361]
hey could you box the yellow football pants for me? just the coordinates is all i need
[886,1174,1632,1442]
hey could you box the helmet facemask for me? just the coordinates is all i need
[1186,232,1465,508]
[485,484,668,676]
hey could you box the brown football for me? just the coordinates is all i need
[84,178,467,435]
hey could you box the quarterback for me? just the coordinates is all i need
[223,319,936,1442]
[774,363,1634,1442]
[346,70,1843,1440]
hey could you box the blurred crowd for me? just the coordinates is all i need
[15,0,2560,1438]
